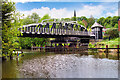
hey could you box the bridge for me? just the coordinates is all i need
[18,20,95,47]
[18,21,94,38]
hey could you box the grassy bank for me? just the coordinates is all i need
[97,38,120,48]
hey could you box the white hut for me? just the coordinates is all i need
[91,22,103,39]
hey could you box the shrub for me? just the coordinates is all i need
[105,28,119,39]
[89,43,95,48]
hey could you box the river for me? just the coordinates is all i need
[2,50,118,78]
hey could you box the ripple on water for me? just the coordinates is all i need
[18,54,118,78]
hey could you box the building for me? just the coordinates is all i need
[118,19,120,31]
[74,10,76,21]
[118,18,120,36]
[91,22,103,39]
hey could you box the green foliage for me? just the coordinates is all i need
[87,16,95,28]
[104,24,112,28]
[103,16,112,25]
[80,16,88,21]
[102,16,114,28]
[2,1,15,26]
[22,16,34,25]
[62,43,64,46]
[19,37,49,49]
[64,18,71,21]
[52,43,55,47]
[97,38,119,48]
[114,24,118,28]
[77,21,85,27]
[30,13,40,23]
[2,1,21,58]
[97,17,105,26]
[88,43,97,52]
[111,16,120,27]
[22,13,40,25]
[88,43,96,48]
[38,14,51,22]
[105,28,119,39]
[71,16,76,21]
[103,35,109,39]
[76,17,81,21]
[20,13,51,49]
[97,16,120,28]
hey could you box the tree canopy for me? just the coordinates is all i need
[2,1,22,58]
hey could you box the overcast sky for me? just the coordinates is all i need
[8,0,119,18]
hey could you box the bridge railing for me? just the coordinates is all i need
[19,27,93,36]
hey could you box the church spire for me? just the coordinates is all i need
[74,10,76,17]
[74,10,76,21]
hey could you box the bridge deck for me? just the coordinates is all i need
[19,27,93,38]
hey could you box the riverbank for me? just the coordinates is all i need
[96,38,119,48]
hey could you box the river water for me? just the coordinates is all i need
[2,50,118,78]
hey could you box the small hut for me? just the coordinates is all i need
[91,22,103,39]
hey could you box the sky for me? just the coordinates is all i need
[9,0,119,19]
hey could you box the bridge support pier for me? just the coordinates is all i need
[55,43,57,47]
[51,42,53,47]
[79,42,81,47]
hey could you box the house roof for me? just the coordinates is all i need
[91,22,103,29]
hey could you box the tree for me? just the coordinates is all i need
[64,18,71,21]
[61,18,64,21]
[38,14,51,22]
[114,24,118,28]
[78,21,85,27]
[76,16,88,28]
[82,19,88,27]
[19,14,50,49]
[103,16,112,27]
[2,1,21,59]
[104,23,112,28]
[30,13,40,23]
[2,1,15,27]
[87,15,95,28]
[22,13,40,25]
[22,15,34,25]
[80,16,88,21]
[97,17,105,26]
[111,16,120,27]
[105,28,119,39]
[76,17,81,21]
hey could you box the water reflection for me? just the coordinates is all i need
[2,50,118,78]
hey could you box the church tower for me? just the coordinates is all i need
[74,10,76,21]
[74,10,76,17]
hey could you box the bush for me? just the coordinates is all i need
[89,43,95,48]
[105,28,119,39]
[105,24,112,28]
[103,35,109,40]
[114,24,118,28]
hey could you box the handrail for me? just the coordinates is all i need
[18,27,95,36]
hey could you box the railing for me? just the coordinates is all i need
[18,27,94,36]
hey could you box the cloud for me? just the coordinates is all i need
[8,0,45,3]
[8,0,120,3]
[106,10,118,16]
[77,5,104,18]
[19,4,118,19]
[19,7,73,18]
